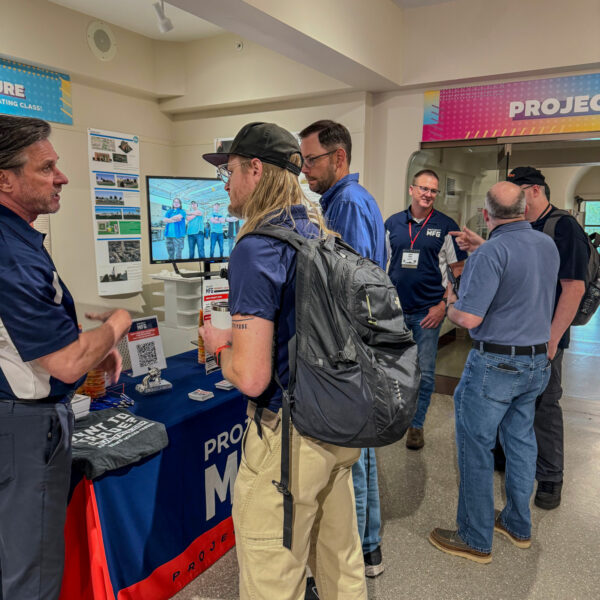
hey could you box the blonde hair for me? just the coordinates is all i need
[237,154,335,239]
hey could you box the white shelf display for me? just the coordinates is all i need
[151,274,203,329]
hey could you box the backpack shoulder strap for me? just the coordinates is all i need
[251,223,308,251]
[542,208,571,239]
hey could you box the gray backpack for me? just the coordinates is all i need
[251,224,420,548]
[543,210,600,326]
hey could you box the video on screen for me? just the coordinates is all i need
[146,176,242,264]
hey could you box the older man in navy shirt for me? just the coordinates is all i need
[300,120,386,580]
[0,116,131,600]
[429,181,559,563]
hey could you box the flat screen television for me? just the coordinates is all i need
[146,176,242,264]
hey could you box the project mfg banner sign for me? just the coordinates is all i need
[0,57,72,124]
[423,73,600,142]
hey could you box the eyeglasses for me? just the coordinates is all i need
[412,185,440,196]
[302,149,337,168]
[216,161,247,184]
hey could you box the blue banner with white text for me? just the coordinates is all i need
[0,57,72,124]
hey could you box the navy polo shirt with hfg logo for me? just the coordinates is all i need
[0,204,84,401]
[385,208,467,314]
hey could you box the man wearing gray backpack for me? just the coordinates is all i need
[300,120,387,580]
[200,122,368,600]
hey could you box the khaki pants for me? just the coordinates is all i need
[233,419,367,600]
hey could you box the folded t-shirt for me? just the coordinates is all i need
[72,407,168,479]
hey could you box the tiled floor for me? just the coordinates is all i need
[174,312,600,599]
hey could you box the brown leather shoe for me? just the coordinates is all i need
[429,528,492,564]
[405,427,424,450]
[494,509,531,549]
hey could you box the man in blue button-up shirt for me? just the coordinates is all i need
[300,120,386,580]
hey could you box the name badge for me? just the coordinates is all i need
[401,249,420,268]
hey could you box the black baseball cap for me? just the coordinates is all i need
[202,122,303,176]
[507,166,546,186]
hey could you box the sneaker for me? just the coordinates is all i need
[534,480,562,510]
[363,545,384,577]
[493,509,531,549]
[405,427,424,450]
[305,577,319,600]
[428,528,492,564]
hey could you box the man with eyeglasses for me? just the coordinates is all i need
[299,120,386,581]
[200,121,367,600]
[453,166,589,510]
[385,169,467,451]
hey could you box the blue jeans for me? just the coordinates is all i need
[404,311,442,429]
[187,233,204,259]
[454,349,551,553]
[210,232,224,257]
[352,448,381,554]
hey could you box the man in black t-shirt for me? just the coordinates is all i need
[506,167,589,509]
[452,167,590,510]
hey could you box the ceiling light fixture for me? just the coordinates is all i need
[153,1,174,34]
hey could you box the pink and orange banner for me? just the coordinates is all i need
[422,73,600,142]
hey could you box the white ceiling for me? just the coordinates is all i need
[48,0,224,41]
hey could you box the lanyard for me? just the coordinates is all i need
[532,203,552,227]
[408,210,434,249]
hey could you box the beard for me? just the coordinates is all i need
[23,187,61,216]
[309,166,337,195]
[228,201,244,219]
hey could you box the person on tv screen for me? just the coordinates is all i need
[186,200,204,259]
[226,214,240,254]
[163,197,186,260]
[209,202,226,257]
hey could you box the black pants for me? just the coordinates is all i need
[534,349,564,482]
[0,401,73,600]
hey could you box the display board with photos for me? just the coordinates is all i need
[88,128,142,296]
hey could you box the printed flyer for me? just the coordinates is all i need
[126,316,167,377]
[87,128,143,295]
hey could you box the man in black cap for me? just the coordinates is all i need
[453,166,590,510]
[507,166,589,509]
[199,122,367,600]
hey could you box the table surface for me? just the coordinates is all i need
[63,350,248,600]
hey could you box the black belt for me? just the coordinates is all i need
[472,341,547,355]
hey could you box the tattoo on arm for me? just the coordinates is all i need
[232,316,255,330]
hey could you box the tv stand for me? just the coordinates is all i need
[171,260,211,279]
[171,261,228,281]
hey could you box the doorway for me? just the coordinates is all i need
[405,137,600,392]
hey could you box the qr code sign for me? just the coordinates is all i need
[136,341,158,367]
